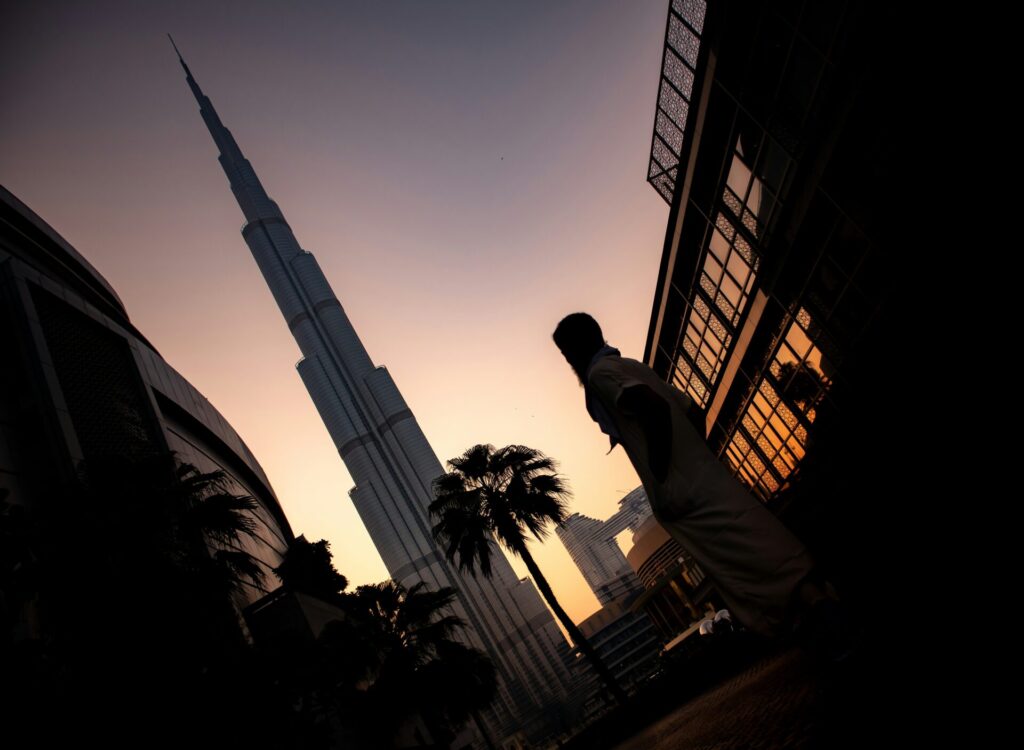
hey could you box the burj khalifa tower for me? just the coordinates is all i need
[171,41,573,737]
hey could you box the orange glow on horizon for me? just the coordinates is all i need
[0,1,673,625]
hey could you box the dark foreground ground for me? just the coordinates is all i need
[612,649,842,750]
[561,634,900,750]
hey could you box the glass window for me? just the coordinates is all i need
[756,136,791,195]
[720,273,742,307]
[710,229,731,261]
[704,253,724,284]
[727,252,750,286]
[785,324,814,360]
[777,342,800,366]
[700,273,717,299]
[715,294,736,324]
[726,153,753,200]
[708,313,730,344]
[716,212,736,240]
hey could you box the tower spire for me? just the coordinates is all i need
[170,41,279,223]
[167,34,204,104]
[167,34,190,77]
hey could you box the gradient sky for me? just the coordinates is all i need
[1,0,671,624]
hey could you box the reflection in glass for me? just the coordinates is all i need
[721,310,833,500]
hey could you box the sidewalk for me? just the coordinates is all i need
[611,649,831,750]
[561,637,892,750]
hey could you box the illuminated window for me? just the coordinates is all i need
[665,126,789,411]
[723,308,832,500]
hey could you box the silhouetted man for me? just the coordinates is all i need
[553,312,835,639]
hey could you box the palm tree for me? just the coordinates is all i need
[344,580,498,746]
[169,460,269,598]
[269,535,496,746]
[776,360,827,410]
[429,443,628,706]
[6,453,290,746]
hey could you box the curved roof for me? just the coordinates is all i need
[0,184,290,534]
[0,185,151,346]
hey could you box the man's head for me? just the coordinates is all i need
[553,313,605,384]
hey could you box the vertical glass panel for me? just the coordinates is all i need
[726,153,753,199]
[710,229,731,261]
[696,354,714,379]
[698,342,716,366]
[715,292,736,321]
[745,450,766,476]
[753,393,772,420]
[721,273,742,307]
[704,253,724,284]
[708,313,729,344]
[785,323,814,360]
[757,434,777,460]
[716,213,736,240]
[688,377,707,402]
[742,210,759,237]
[746,175,764,218]
[726,446,743,469]
[758,135,791,194]
[734,234,755,266]
[777,342,800,366]
[723,188,743,217]
[693,296,710,320]
[763,422,786,451]
[700,273,717,299]
[739,464,760,488]
[727,252,750,286]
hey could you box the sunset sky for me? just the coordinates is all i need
[1,0,672,624]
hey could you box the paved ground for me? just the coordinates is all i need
[609,649,868,750]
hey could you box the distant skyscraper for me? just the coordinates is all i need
[557,487,651,605]
[171,42,572,741]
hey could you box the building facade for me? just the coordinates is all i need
[625,516,718,641]
[556,486,651,606]
[569,597,662,723]
[0,185,293,607]
[642,0,913,611]
[172,48,573,742]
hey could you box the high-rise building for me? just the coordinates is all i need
[171,44,572,741]
[556,487,650,605]
[625,515,717,641]
[570,598,662,722]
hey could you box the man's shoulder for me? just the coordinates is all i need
[590,355,647,371]
[588,356,655,384]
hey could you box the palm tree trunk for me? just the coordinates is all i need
[513,541,629,706]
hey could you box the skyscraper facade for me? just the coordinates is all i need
[172,46,572,740]
[556,487,650,605]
